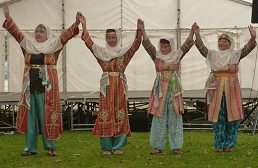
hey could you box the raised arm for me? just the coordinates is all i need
[2,1,25,43]
[3,1,10,20]
[59,12,80,45]
[79,13,94,51]
[249,25,256,45]
[240,25,257,59]
[186,23,194,42]
[180,23,195,59]
[122,19,142,64]
[138,19,156,61]
[193,22,208,58]
[138,19,148,42]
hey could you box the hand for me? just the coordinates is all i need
[137,19,145,31]
[3,1,10,20]
[192,22,200,35]
[79,14,86,26]
[187,22,195,40]
[248,25,256,40]
[75,11,82,26]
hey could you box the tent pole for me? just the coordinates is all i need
[177,0,181,78]
[0,0,21,7]
[176,0,181,49]
[120,0,123,46]
[61,0,67,92]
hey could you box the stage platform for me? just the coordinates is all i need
[1,88,258,133]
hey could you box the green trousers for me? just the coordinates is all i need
[100,134,127,151]
[24,93,56,153]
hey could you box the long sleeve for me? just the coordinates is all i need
[142,39,156,61]
[2,17,25,43]
[123,30,142,63]
[81,31,94,53]
[180,38,194,59]
[240,39,257,59]
[59,23,79,45]
[195,38,208,58]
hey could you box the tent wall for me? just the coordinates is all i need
[180,0,252,28]
[0,0,257,92]
[0,32,4,91]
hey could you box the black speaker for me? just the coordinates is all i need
[252,0,258,23]
[129,111,150,132]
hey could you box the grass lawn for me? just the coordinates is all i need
[0,130,258,168]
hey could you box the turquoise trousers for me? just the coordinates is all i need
[24,93,56,153]
[100,134,127,151]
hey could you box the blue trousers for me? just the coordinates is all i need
[150,90,183,151]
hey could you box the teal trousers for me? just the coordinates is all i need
[212,93,240,150]
[100,134,127,151]
[24,92,56,153]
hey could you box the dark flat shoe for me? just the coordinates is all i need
[47,149,57,156]
[215,148,224,152]
[173,149,183,154]
[150,148,161,155]
[21,151,36,156]
[224,148,233,152]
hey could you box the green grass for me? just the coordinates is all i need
[0,130,258,168]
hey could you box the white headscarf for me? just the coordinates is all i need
[20,24,63,54]
[156,36,183,64]
[91,29,132,61]
[206,35,241,71]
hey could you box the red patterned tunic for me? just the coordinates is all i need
[195,39,257,122]
[81,30,142,137]
[3,17,79,140]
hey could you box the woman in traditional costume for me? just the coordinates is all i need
[138,19,194,154]
[79,14,142,155]
[193,22,256,152]
[2,2,80,156]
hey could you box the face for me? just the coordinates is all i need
[34,27,47,42]
[106,34,118,47]
[160,43,171,55]
[218,39,230,51]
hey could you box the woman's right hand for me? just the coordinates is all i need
[78,13,87,32]
[3,1,10,20]
[137,19,145,31]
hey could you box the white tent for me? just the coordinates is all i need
[0,0,257,93]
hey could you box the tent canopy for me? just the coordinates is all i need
[0,0,257,92]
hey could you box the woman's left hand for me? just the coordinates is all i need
[248,25,256,40]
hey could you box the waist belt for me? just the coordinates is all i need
[161,71,170,75]
[215,73,237,77]
[107,72,119,76]
[25,64,56,69]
